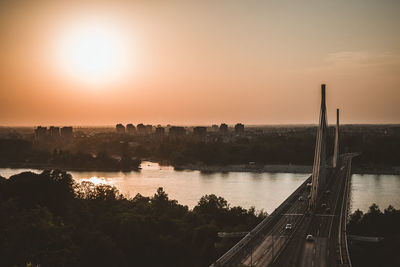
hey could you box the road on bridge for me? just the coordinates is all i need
[240,178,310,266]
[271,155,353,267]
[236,155,353,267]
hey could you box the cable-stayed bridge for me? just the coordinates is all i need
[212,84,356,267]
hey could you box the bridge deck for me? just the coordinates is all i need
[213,154,354,267]
[213,175,312,266]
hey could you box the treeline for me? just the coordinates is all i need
[1,126,400,170]
[344,134,400,170]
[92,131,400,168]
[155,135,317,166]
[0,139,140,171]
[71,133,319,166]
[0,171,265,267]
[348,204,400,267]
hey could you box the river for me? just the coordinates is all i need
[1,162,399,213]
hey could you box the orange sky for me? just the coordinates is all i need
[1,0,399,126]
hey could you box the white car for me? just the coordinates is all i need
[306,234,314,242]
[285,224,292,230]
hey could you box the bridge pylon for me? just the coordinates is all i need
[309,84,328,210]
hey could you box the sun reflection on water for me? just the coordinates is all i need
[80,176,114,186]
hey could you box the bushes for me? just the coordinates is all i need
[348,204,400,237]
[348,204,400,267]
[0,171,265,267]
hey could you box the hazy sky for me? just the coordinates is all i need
[1,0,399,126]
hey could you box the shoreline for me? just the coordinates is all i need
[173,163,400,175]
[0,163,141,173]
[352,166,400,175]
[174,163,313,174]
[1,162,400,175]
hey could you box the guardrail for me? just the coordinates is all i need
[338,156,353,267]
[212,175,312,266]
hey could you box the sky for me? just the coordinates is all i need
[0,0,399,126]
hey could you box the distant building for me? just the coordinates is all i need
[34,126,47,142]
[48,126,60,139]
[219,123,228,134]
[193,126,207,138]
[61,126,73,140]
[235,123,245,134]
[126,124,136,135]
[155,126,165,136]
[116,124,125,134]
[169,126,186,137]
[145,125,153,135]
[137,123,146,135]
[211,124,219,132]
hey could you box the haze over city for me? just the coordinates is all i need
[1,1,400,267]
[1,0,399,126]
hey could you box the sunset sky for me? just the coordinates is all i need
[1,0,399,126]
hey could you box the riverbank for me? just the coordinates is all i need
[173,163,400,175]
[2,161,400,175]
[352,166,400,175]
[174,163,313,173]
[0,163,141,172]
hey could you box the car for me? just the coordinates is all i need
[285,224,292,230]
[307,194,312,199]
[306,234,314,242]
[325,190,331,194]
[326,207,331,213]
[298,196,304,201]
[321,203,327,208]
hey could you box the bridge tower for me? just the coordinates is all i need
[309,84,328,210]
[333,109,340,168]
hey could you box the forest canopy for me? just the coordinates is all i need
[0,170,266,267]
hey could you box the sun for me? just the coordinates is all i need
[56,20,130,85]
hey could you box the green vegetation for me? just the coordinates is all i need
[0,171,266,267]
[348,204,400,267]
[0,139,141,171]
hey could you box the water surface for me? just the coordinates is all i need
[1,162,399,213]
[350,174,400,212]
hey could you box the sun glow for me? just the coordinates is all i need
[56,19,131,85]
